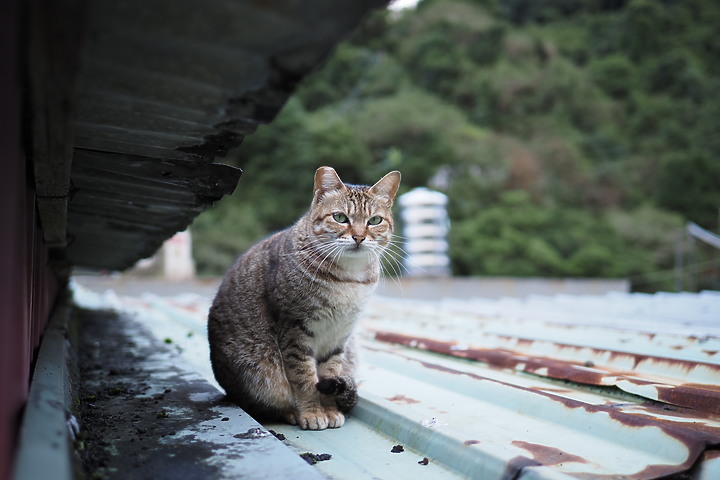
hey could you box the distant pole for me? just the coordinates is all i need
[674,229,683,292]
[684,221,720,292]
[688,234,696,292]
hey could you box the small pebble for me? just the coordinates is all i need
[300,452,332,465]
[269,430,286,441]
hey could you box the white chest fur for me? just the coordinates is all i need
[309,283,375,360]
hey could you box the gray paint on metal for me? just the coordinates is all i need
[12,301,74,480]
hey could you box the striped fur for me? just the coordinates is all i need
[208,167,401,430]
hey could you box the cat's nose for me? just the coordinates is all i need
[352,235,365,245]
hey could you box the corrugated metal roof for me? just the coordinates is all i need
[73,281,720,480]
[366,293,720,413]
[27,0,385,272]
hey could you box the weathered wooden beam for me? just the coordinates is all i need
[26,0,85,247]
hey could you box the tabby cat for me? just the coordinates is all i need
[208,166,401,430]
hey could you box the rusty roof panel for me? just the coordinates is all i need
[73,281,720,480]
[365,292,720,415]
[343,291,720,479]
[353,341,720,480]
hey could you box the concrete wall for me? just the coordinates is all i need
[377,276,630,300]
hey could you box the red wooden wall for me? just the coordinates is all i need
[0,0,60,477]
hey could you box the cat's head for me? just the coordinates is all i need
[307,166,401,262]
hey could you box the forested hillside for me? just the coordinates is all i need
[192,0,720,291]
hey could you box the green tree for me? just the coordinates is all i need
[656,153,720,230]
[450,190,651,278]
[190,0,720,291]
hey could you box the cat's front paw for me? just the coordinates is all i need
[296,409,330,430]
[326,410,345,428]
[293,407,345,430]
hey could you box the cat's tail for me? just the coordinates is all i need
[316,375,358,412]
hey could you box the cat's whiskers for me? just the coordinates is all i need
[291,235,336,254]
[290,232,408,288]
[383,239,410,274]
[283,235,335,260]
[296,242,334,268]
[280,239,335,284]
[382,237,413,292]
[389,239,431,277]
[313,244,345,276]
[371,247,402,292]
[295,240,346,282]
[381,252,405,291]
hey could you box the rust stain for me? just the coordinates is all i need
[386,394,420,405]
[377,331,720,375]
[511,440,587,466]
[464,439,480,446]
[376,345,720,474]
[584,452,704,480]
[655,383,720,414]
[374,331,720,413]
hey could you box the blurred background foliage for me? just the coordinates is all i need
[192,0,720,291]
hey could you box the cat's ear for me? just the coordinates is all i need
[369,171,401,204]
[314,166,347,200]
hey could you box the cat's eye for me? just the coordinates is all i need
[332,212,349,223]
[368,216,382,225]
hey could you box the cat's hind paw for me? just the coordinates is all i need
[284,411,298,426]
